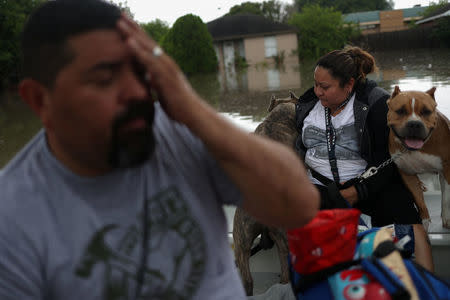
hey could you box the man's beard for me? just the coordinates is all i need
[108,101,155,169]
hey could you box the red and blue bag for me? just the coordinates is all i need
[287,209,450,300]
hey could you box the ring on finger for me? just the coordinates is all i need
[152,46,163,57]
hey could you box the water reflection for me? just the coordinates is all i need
[217,65,247,93]
[371,49,450,117]
[220,112,257,132]
[217,63,301,93]
[0,49,449,167]
[195,48,450,132]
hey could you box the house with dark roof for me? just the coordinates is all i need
[207,14,299,70]
[416,3,450,27]
[344,6,427,34]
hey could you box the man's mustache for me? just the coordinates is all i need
[112,100,154,131]
[108,100,156,169]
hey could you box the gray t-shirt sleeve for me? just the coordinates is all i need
[0,214,43,300]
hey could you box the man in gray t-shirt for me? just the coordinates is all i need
[0,105,245,299]
[0,1,319,299]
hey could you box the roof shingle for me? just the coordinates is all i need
[207,14,296,41]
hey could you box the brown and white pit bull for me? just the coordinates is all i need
[387,86,450,229]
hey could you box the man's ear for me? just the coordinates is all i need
[18,79,52,128]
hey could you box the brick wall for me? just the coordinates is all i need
[380,10,406,32]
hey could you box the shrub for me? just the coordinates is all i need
[161,14,217,75]
[288,4,360,59]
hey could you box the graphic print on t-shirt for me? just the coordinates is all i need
[75,187,206,300]
[303,124,361,160]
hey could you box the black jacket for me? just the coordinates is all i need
[294,80,421,226]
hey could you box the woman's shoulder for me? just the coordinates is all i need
[298,87,317,103]
[357,80,390,106]
[368,86,390,106]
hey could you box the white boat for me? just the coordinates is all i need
[225,174,450,295]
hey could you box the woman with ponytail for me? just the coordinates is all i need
[294,46,434,271]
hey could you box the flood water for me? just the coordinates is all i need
[199,48,450,132]
[1,48,449,169]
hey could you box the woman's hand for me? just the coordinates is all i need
[116,14,201,123]
[340,186,358,206]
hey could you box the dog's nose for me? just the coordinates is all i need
[406,120,426,137]
[407,121,424,130]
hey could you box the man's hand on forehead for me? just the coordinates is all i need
[116,13,200,123]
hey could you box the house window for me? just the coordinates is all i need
[267,68,280,90]
[264,36,277,57]
[360,24,376,30]
[236,40,245,58]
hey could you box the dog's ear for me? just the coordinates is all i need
[268,94,277,112]
[391,86,401,98]
[289,91,299,101]
[426,87,436,100]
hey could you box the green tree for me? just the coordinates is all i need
[0,0,46,90]
[295,0,393,14]
[262,0,287,23]
[419,1,450,47]
[227,0,292,23]
[432,16,450,47]
[140,19,170,43]
[228,1,263,16]
[289,4,360,59]
[421,0,449,18]
[161,14,217,75]
[109,0,134,18]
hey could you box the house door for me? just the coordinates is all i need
[223,42,235,68]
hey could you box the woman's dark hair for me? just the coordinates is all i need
[21,0,121,88]
[315,46,378,88]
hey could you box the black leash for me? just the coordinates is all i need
[310,92,408,189]
[324,93,353,185]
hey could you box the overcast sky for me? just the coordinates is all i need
[113,0,433,26]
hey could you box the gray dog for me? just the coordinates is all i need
[233,92,299,296]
